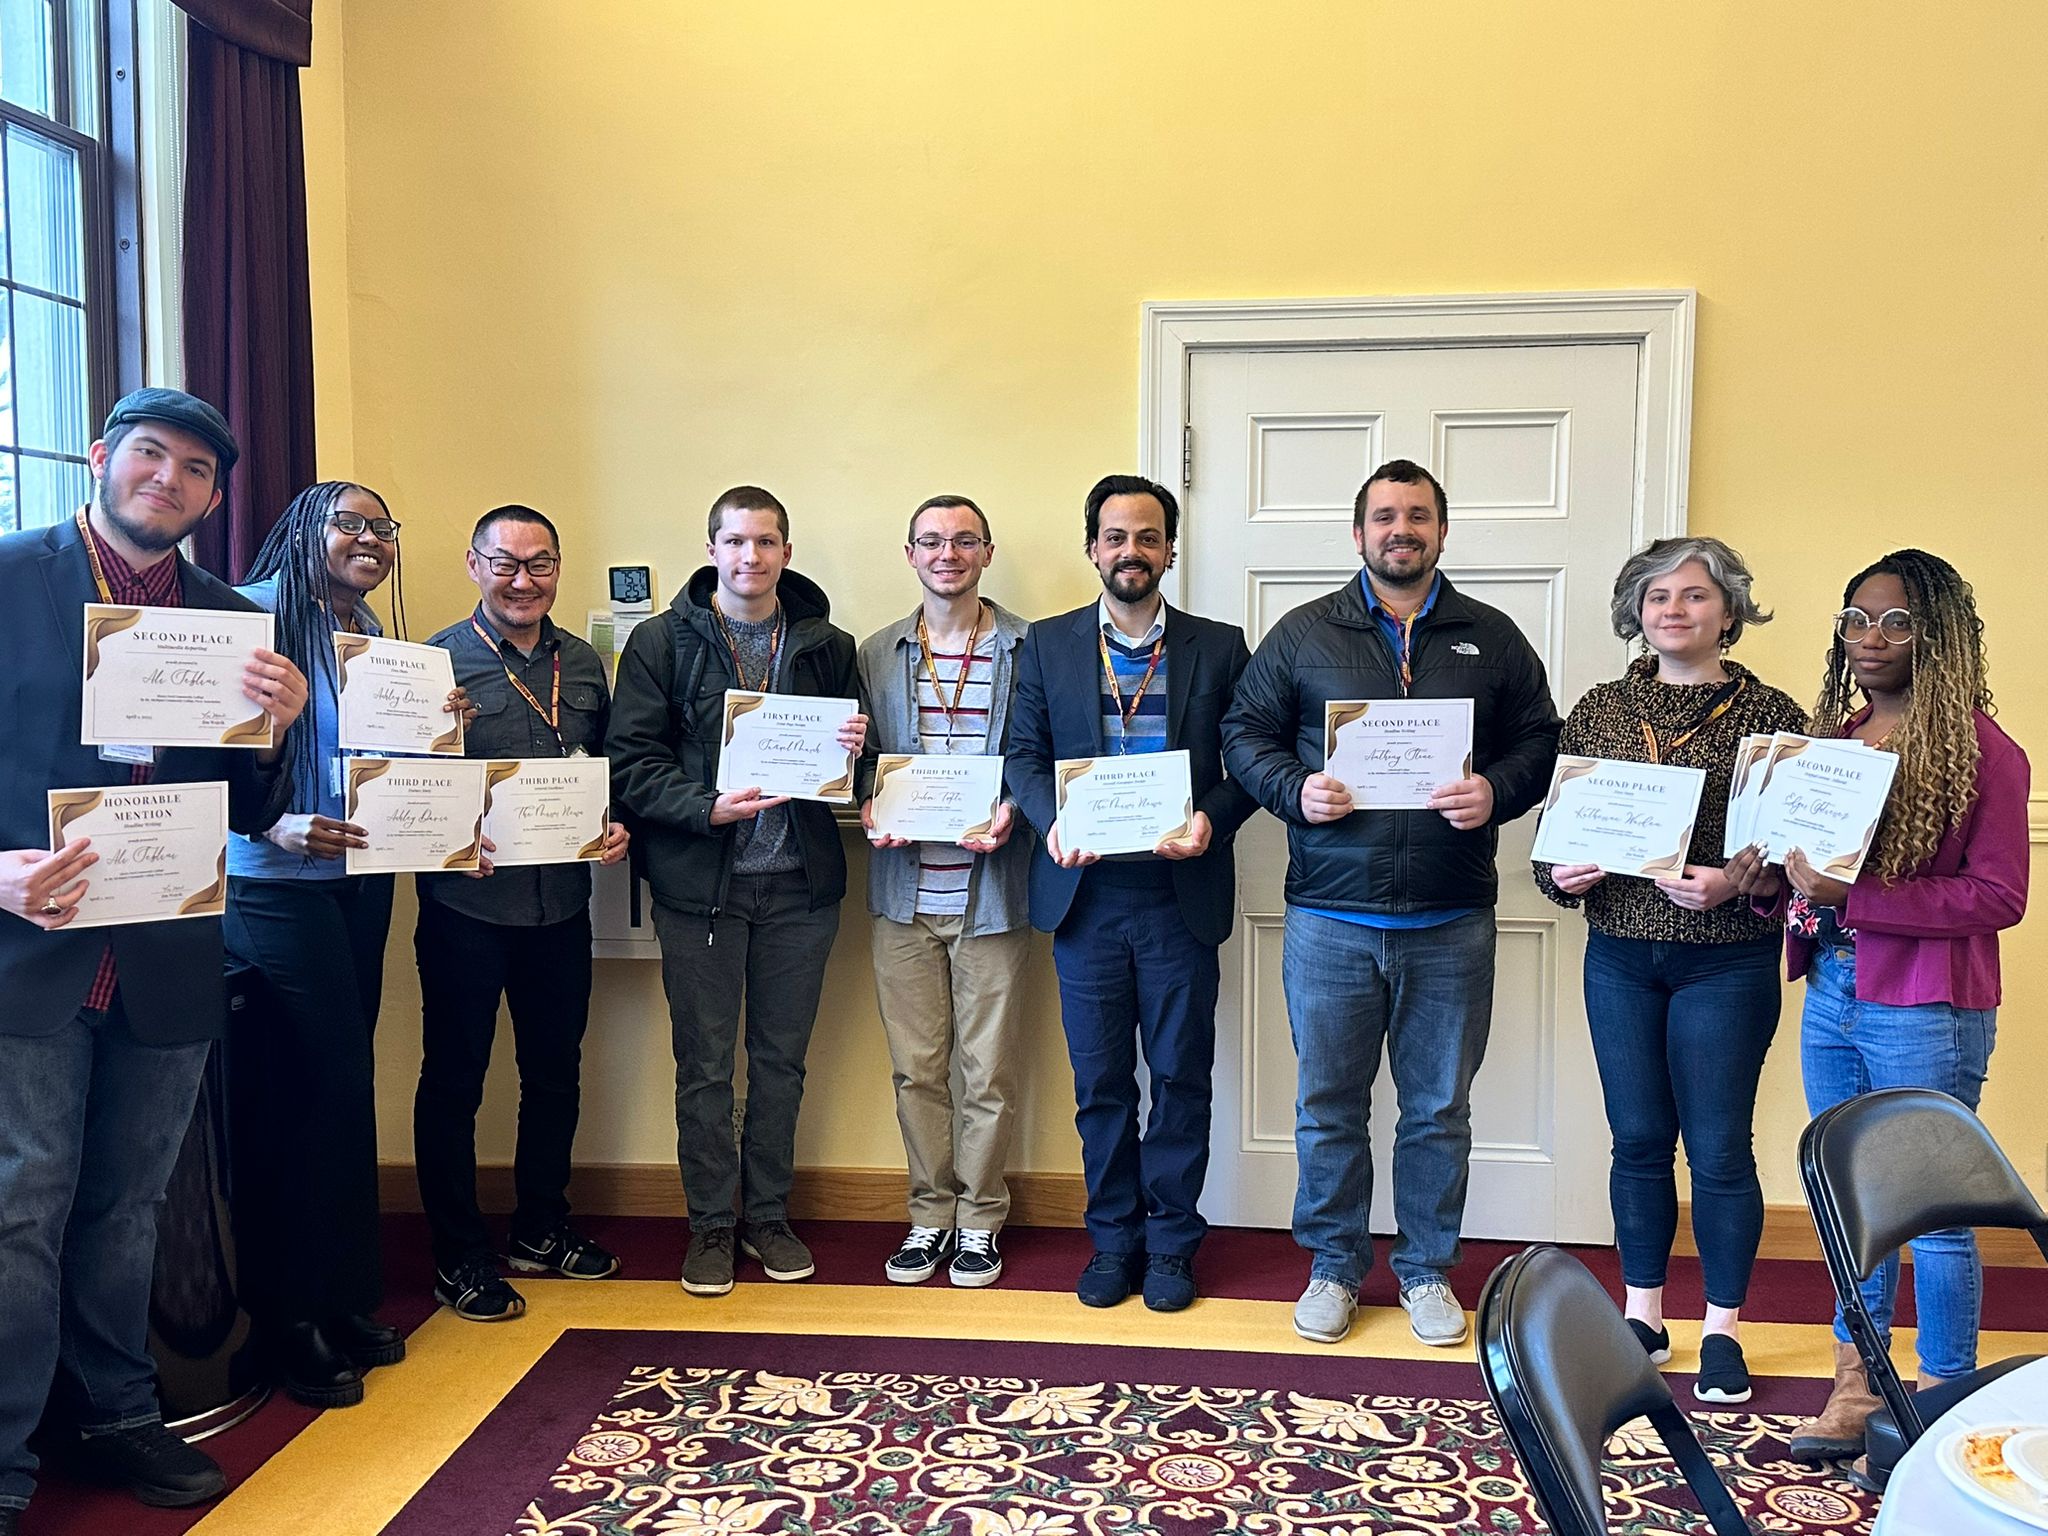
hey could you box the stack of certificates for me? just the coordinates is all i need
[1723,733,1898,881]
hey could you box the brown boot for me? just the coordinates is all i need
[1788,1340,1882,1463]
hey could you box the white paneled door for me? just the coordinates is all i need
[1185,340,1645,1243]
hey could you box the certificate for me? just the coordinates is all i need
[481,757,611,866]
[1053,749,1194,857]
[344,757,487,874]
[714,690,857,804]
[48,781,229,928]
[868,753,1004,842]
[80,603,274,749]
[333,634,464,755]
[1746,734,1897,879]
[1721,733,1775,857]
[1531,755,1708,879]
[1324,698,1474,809]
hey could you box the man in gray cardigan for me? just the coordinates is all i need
[857,495,1035,1289]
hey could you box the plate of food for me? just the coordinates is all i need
[1938,1425,2048,1529]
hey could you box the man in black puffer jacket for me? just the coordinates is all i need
[1222,459,1559,1350]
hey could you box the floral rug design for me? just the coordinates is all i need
[514,1366,1874,1536]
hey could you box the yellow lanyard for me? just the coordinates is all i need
[1641,677,1746,765]
[712,597,784,692]
[469,615,561,740]
[75,509,115,601]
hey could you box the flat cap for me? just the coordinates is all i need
[102,388,240,478]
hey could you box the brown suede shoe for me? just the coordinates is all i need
[1787,1340,1882,1463]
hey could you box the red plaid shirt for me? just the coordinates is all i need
[81,521,184,1011]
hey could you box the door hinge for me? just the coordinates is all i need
[1181,424,1194,489]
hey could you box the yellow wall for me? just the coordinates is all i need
[301,1,2048,1209]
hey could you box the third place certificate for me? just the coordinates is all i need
[48,780,230,927]
[714,690,858,804]
[480,757,611,866]
[344,757,487,874]
[1053,749,1194,857]
[868,753,1004,842]
[1530,755,1709,880]
[1323,698,1474,810]
[334,634,464,755]
[80,603,274,749]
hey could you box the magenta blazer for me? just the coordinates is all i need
[1780,711,2029,1008]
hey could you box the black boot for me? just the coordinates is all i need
[266,1321,365,1408]
[72,1421,227,1507]
[328,1313,406,1370]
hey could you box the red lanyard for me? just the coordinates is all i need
[1099,629,1164,751]
[916,604,987,736]
[712,596,783,691]
[469,615,561,740]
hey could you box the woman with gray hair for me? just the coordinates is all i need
[1534,536,1806,1404]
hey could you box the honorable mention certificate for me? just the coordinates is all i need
[1324,698,1474,810]
[868,753,1004,842]
[1053,749,1194,857]
[481,757,610,866]
[334,634,464,755]
[48,781,229,927]
[80,604,274,749]
[344,757,488,874]
[714,691,858,804]
[1531,755,1708,880]
[1747,735,1897,879]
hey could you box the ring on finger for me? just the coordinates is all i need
[39,901,62,916]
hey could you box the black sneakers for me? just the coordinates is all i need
[509,1227,622,1280]
[435,1253,528,1322]
[949,1229,1003,1288]
[1076,1250,1143,1307]
[72,1422,227,1508]
[1694,1333,1753,1404]
[885,1226,953,1283]
[1628,1318,1674,1365]
[1143,1254,1197,1312]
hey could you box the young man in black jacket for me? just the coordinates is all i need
[607,487,866,1297]
[1221,459,1560,1348]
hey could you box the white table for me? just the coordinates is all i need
[1873,1355,2048,1532]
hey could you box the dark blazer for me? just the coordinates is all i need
[0,517,292,1043]
[1005,600,1257,946]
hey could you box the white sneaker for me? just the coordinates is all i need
[1399,1278,1468,1346]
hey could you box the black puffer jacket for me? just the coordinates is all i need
[607,566,857,917]
[1221,573,1561,914]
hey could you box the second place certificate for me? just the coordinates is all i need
[334,634,464,756]
[81,603,275,749]
[1054,749,1193,857]
[481,758,611,866]
[1324,698,1474,809]
[1531,756,1708,879]
[714,691,858,804]
[345,758,488,874]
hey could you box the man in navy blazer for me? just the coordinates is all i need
[0,391,307,1526]
[1006,474,1256,1313]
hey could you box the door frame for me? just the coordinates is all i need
[1138,290,1697,603]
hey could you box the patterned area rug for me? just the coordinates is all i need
[384,1333,1875,1536]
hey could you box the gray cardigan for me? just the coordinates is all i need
[856,600,1034,935]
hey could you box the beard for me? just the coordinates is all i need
[1363,541,1436,590]
[96,476,194,553]
[1099,559,1161,603]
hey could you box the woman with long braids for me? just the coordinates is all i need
[1729,548,2028,1478]
[224,482,464,1408]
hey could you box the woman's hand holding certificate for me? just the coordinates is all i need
[344,758,488,874]
[81,604,277,749]
[1531,756,1708,879]
[334,635,465,755]
[714,691,861,804]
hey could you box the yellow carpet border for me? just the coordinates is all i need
[188,1281,2048,1536]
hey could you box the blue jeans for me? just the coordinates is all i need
[1583,930,1782,1307]
[1801,942,1996,1379]
[1051,867,1220,1258]
[1284,907,1496,1290]
[0,1002,210,1511]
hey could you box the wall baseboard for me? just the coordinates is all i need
[378,1164,2045,1269]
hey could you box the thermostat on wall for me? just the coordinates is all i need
[608,564,654,613]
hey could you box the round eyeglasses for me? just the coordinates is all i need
[330,511,401,542]
[1834,607,1915,645]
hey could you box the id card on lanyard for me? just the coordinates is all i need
[78,510,156,767]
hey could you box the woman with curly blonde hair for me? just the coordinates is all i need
[1729,548,2028,1476]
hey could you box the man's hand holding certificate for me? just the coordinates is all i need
[1531,756,1708,879]
[344,758,488,874]
[867,754,1004,843]
[1051,749,1196,859]
[714,690,860,805]
[1323,698,1474,810]
[481,758,611,866]
[335,634,465,755]
[81,604,277,749]
[46,781,230,927]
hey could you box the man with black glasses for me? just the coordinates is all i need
[413,505,630,1323]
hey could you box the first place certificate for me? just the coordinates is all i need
[81,603,274,749]
[1053,749,1194,857]
[714,691,858,804]
[344,757,488,874]
[1324,698,1474,810]
[1530,755,1708,880]
[334,634,464,755]
[481,757,611,866]
[48,780,229,928]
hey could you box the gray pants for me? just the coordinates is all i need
[653,870,840,1228]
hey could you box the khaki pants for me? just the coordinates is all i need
[871,914,1031,1230]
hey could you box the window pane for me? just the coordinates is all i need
[19,451,86,528]
[5,124,83,299]
[0,295,13,446]
[0,0,55,119]
[11,289,86,452]
[0,450,15,532]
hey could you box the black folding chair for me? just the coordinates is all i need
[1799,1086,2048,1485]
[1477,1243,1752,1536]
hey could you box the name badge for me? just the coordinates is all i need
[98,743,156,766]
[330,757,347,798]
[567,744,589,758]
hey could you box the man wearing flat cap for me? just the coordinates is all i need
[0,389,310,1526]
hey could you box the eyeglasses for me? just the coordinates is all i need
[910,534,987,553]
[330,511,401,542]
[1834,606,1915,645]
[473,549,560,578]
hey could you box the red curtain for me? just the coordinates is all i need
[174,0,316,580]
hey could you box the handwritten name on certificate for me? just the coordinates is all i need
[481,758,610,866]
[714,691,858,804]
[1053,750,1194,857]
[81,604,274,749]
[48,781,229,927]
[1748,735,1898,879]
[868,754,1003,842]
[1531,756,1708,879]
[344,758,487,874]
[1324,698,1474,809]
[334,635,464,756]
